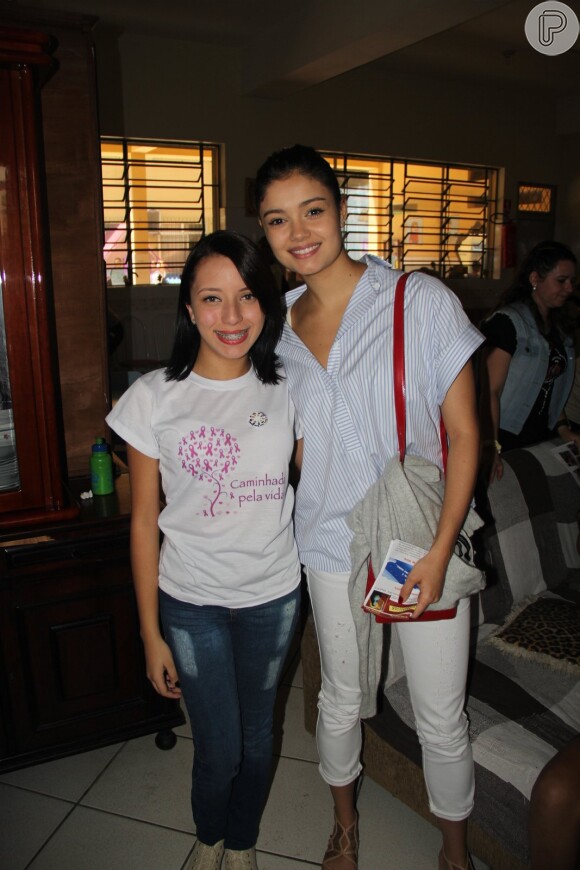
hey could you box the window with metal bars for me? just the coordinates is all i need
[101,138,221,286]
[321,151,501,279]
[517,183,555,216]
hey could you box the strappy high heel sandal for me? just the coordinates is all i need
[321,812,359,869]
[438,846,476,870]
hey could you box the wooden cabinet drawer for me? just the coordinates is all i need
[0,527,183,768]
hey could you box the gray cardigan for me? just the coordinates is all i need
[347,454,485,718]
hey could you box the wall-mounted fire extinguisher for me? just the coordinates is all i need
[500,199,517,269]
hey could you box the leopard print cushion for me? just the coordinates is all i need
[490,596,580,674]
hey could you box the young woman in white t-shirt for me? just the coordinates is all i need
[107,231,302,870]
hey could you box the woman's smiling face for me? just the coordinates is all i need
[187,254,265,379]
[531,258,576,317]
[258,171,345,280]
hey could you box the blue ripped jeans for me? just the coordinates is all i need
[159,585,300,850]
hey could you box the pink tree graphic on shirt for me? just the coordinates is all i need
[178,425,240,517]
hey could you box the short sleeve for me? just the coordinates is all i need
[106,374,160,458]
[480,312,517,355]
[414,274,484,405]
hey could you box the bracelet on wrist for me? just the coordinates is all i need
[483,439,502,454]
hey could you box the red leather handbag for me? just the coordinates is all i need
[364,272,457,622]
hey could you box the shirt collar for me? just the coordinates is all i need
[280,255,392,348]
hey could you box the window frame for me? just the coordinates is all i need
[100,137,222,287]
[516,182,556,219]
[321,150,502,279]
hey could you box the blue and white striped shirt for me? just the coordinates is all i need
[278,256,484,572]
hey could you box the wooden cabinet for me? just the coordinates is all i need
[0,474,184,772]
[0,13,184,772]
[0,27,73,523]
[0,9,110,510]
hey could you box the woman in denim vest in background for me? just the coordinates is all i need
[480,241,577,481]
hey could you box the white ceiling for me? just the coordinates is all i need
[7,0,580,97]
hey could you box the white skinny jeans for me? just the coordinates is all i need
[306,568,474,821]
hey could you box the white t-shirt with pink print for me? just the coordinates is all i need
[106,367,302,608]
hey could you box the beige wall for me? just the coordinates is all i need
[94,29,578,279]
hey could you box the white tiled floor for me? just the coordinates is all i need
[0,635,488,870]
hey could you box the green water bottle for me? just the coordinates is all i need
[90,437,114,495]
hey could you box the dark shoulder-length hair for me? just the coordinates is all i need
[165,230,283,384]
[503,240,577,304]
[254,144,342,213]
[499,240,577,331]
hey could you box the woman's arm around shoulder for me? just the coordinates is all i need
[293,438,303,473]
[128,445,181,699]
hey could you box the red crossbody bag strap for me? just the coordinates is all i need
[393,273,408,463]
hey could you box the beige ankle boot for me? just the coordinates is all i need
[188,839,224,870]
[224,847,258,869]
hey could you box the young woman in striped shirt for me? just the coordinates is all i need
[255,145,484,870]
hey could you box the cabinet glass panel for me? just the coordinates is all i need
[0,276,19,492]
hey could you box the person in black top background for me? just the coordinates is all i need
[479,241,576,482]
